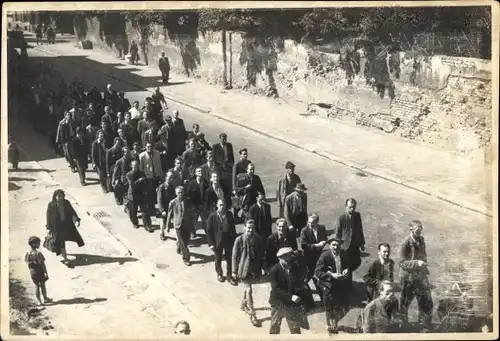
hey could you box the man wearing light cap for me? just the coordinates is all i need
[269,247,309,334]
[277,161,302,218]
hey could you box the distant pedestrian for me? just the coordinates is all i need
[25,236,52,306]
[232,219,267,327]
[398,220,433,331]
[35,24,43,45]
[8,139,20,170]
[284,183,308,235]
[45,189,84,266]
[129,40,139,65]
[159,52,170,84]
[167,186,194,266]
[334,198,366,272]
[277,161,302,218]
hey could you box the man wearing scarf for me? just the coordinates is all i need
[232,219,266,327]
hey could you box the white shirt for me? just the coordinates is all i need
[129,107,141,120]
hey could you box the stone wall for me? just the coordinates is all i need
[77,18,492,155]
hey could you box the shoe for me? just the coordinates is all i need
[160,234,167,241]
[228,277,237,286]
[183,260,192,266]
[81,182,86,186]
[43,297,53,304]
[176,248,181,255]
[217,275,225,283]
[250,315,261,327]
[133,225,139,229]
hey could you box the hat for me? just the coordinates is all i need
[285,161,296,169]
[327,235,344,244]
[219,133,227,138]
[276,247,294,258]
[295,183,307,191]
[165,115,172,121]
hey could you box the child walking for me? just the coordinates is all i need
[25,236,52,306]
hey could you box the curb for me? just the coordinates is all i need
[35,45,491,218]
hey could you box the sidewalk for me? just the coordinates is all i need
[7,143,208,338]
[28,35,492,217]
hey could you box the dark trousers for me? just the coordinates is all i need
[95,165,108,192]
[161,69,169,83]
[347,247,362,272]
[214,235,233,277]
[113,181,125,204]
[75,162,87,184]
[269,306,301,334]
[306,260,323,301]
[176,227,191,262]
[400,279,434,327]
[128,199,152,227]
[63,141,76,169]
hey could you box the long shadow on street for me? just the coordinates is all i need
[68,253,138,267]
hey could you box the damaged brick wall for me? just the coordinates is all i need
[78,18,492,155]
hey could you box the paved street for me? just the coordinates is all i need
[7,34,493,336]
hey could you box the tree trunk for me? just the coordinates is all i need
[222,29,228,88]
[229,32,233,89]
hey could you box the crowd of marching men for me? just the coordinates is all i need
[14,72,440,335]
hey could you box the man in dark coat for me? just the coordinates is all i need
[112,145,132,206]
[362,281,401,333]
[266,218,298,268]
[334,198,366,272]
[97,120,115,150]
[101,105,114,131]
[284,183,308,235]
[300,213,328,292]
[277,161,302,218]
[71,127,89,186]
[204,171,232,218]
[158,115,176,154]
[121,112,139,145]
[106,137,124,201]
[207,199,237,285]
[246,192,272,239]
[315,236,352,335]
[211,132,235,176]
[398,220,433,330]
[117,91,131,114]
[151,87,168,114]
[159,52,170,84]
[124,160,149,229]
[185,167,209,237]
[158,171,176,241]
[363,243,395,303]
[234,163,265,215]
[182,138,204,180]
[103,84,119,112]
[56,111,77,173]
[172,110,187,155]
[86,86,104,110]
[269,247,310,334]
[200,151,224,183]
[91,131,109,193]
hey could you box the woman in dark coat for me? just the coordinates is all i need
[46,189,84,265]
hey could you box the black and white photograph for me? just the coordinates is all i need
[1,1,498,339]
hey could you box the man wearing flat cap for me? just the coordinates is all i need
[315,235,353,335]
[269,247,310,334]
[284,183,308,235]
[277,161,302,218]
